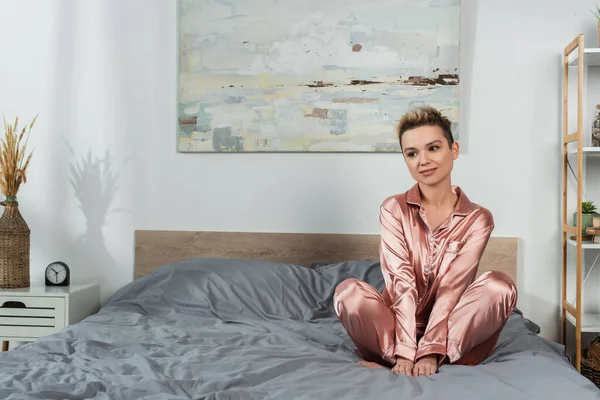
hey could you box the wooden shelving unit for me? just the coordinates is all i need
[562,34,600,372]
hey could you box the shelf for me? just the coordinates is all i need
[568,147,600,157]
[568,239,600,249]
[567,313,600,332]
[562,35,600,373]
[568,48,600,66]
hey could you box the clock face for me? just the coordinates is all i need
[46,263,68,284]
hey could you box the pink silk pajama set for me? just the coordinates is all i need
[334,184,517,367]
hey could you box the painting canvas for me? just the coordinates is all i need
[177,0,460,153]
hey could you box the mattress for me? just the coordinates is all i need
[0,258,597,399]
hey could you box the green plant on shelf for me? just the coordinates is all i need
[582,201,598,214]
[574,201,600,238]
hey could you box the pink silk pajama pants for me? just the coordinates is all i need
[333,270,518,367]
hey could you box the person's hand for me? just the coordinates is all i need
[413,354,438,376]
[391,357,414,376]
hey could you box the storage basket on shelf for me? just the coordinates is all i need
[0,197,29,288]
[582,337,600,388]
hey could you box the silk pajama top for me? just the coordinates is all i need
[379,183,494,362]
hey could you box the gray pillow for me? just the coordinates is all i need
[309,259,385,317]
[311,259,384,292]
[107,257,334,321]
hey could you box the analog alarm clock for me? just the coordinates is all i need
[45,261,70,286]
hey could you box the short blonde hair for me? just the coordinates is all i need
[396,105,454,150]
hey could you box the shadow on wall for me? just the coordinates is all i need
[66,143,129,298]
[518,290,561,342]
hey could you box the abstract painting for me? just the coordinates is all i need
[177,0,460,152]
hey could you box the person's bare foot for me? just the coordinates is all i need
[413,354,438,376]
[357,360,389,369]
[392,357,414,376]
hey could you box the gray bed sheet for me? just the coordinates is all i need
[0,258,598,400]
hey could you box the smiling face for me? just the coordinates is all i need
[400,124,459,187]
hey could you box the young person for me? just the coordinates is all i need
[334,106,517,377]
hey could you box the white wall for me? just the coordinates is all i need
[0,0,597,342]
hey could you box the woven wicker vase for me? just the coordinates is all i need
[0,198,30,288]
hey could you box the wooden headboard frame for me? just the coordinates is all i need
[134,230,518,283]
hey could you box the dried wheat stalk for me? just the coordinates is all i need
[0,116,36,200]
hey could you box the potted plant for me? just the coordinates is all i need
[574,201,600,238]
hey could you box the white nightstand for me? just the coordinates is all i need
[0,283,101,351]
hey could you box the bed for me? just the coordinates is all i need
[0,230,597,399]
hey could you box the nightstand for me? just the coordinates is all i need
[0,283,101,351]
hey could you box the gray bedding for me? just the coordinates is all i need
[0,258,598,400]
